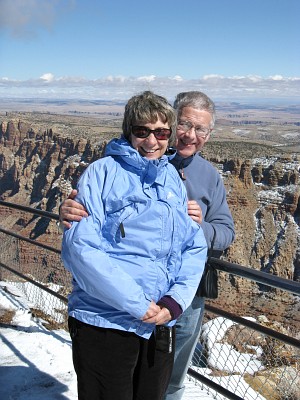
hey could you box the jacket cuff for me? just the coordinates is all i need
[157,296,182,320]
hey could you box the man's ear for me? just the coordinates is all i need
[204,131,212,144]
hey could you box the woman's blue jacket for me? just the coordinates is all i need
[61,137,207,339]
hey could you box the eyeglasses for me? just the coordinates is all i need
[131,126,172,140]
[177,120,211,138]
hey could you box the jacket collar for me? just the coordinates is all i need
[105,137,169,186]
[168,152,195,170]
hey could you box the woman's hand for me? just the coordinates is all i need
[141,302,172,325]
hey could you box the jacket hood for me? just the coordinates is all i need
[105,137,169,183]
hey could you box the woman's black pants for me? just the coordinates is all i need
[68,317,175,400]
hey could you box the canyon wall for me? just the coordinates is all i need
[1,118,299,330]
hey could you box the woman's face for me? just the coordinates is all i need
[130,118,171,160]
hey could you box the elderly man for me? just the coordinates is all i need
[164,91,234,399]
[59,91,235,399]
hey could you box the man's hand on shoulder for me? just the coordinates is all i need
[60,189,88,229]
[187,200,202,224]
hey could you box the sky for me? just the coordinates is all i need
[0,0,300,103]
[0,281,266,400]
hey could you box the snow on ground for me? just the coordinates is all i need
[0,282,267,399]
[0,282,215,399]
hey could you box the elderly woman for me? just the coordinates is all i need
[61,91,207,400]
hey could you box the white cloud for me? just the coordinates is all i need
[137,75,156,82]
[203,74,225,80]
[40,73,55,82]
[245,75,262,83]
[169,75,184,81]
[0,0,74,38]
[0,74,299,103]
[270,75,284,81]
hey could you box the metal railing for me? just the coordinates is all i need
[0,200,299,400]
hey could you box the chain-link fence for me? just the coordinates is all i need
[190,296,300,399]
[0,227,299,400]
[0,230,71,328]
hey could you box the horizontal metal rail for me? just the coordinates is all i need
[187,367,244,400]
[1,205,299,348]
[1,199,300,400]
[210,257,300,296]
[0,199,59,220]
[205,304,300,349]
[2,222,299,297]
[0,227,60,254]
[0,200,298,294]
[0,262,67,304]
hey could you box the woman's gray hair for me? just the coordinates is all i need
[122,91,176,144]
[173,91,216,129]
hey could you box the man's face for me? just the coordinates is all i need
[176,107,212,158]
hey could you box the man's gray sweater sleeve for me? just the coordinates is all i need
[170,153,235,251]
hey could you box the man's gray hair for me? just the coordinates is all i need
[122,91,176,143]
[174,91,216,129]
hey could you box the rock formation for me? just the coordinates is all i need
[0,118,299,331]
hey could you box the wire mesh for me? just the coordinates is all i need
[191,307,300,400]
[0,231,72,327]
[0,229,299,399]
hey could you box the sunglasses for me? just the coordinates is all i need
[131,126,172,140]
